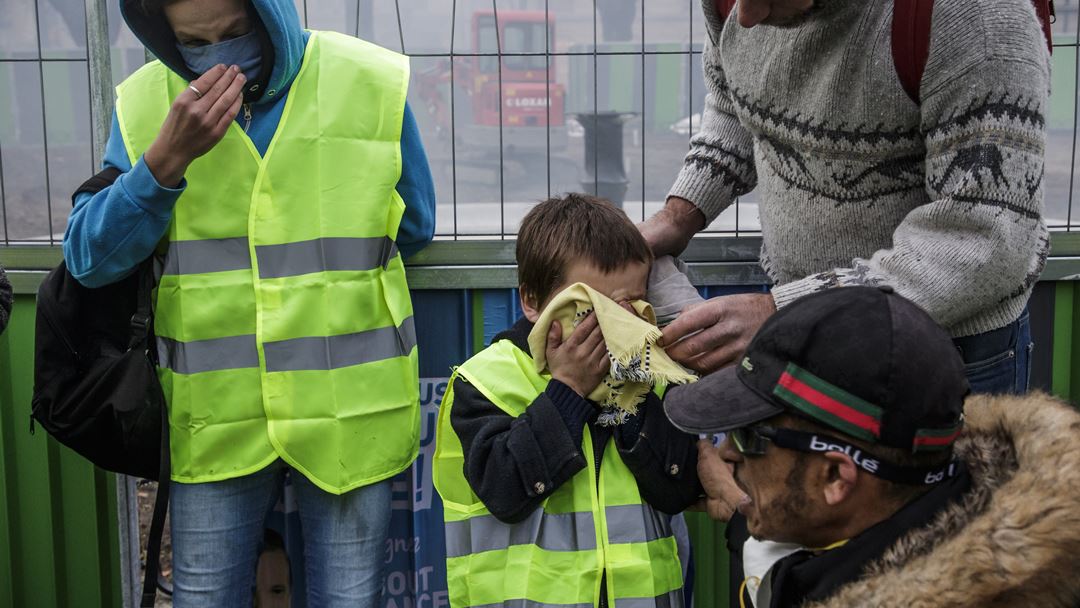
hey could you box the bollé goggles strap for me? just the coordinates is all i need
[737,426,965,486]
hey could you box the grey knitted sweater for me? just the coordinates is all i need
[669,0,1050,338]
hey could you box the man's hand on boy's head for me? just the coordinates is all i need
[638,196,706,258]
[661,293,776,374]
[546,313,610,399]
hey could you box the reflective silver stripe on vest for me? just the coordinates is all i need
[468,594,682,608]
[445,510,596,559]
[613,590,684,608]
[604,504,674,545]
[162,237,399,278]
[469,601,594,608]
[263,316,417,372]
[255,237,398,279]
[162,237,251,276]
[157,334,260,374]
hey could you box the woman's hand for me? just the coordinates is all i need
[143,64,247,187]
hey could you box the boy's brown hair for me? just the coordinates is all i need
[516,193,653,305]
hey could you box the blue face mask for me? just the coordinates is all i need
[176,30,262,83]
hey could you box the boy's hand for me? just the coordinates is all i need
[546,313,609,398]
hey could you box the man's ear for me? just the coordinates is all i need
[820,452,859,506]
[520,286,542,322]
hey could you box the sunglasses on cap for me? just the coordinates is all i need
[729,425,963,486]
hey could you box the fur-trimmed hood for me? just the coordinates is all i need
[808,392,1080,608]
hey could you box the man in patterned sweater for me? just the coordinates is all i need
[643,0,1050,394]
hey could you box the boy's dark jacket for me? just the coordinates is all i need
[450,317,703,523]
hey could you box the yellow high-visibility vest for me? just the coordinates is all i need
[433,339,684,608]
[115,31,419,493]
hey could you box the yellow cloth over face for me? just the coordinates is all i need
[528,283,697,419]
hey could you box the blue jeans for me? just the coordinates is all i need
[953,310,1032,395]
[170,460,392,608]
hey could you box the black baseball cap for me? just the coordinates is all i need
[664,286,969,452]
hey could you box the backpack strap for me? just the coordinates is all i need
[127,260,155,351]
[133,258,167,607]
[893,0,1054,106]
[714,0,737,20]
[139,404,170,607]
[1034,0,1055,55]
[71,167,121,207]
[892,0,936,105]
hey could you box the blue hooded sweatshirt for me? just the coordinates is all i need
[64,0,436,288]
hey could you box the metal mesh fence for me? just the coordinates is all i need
[362,0,718,238]
[1,0,146,245]
[0,0,1078,245]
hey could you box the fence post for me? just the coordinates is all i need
[86,0,113,170]
[84,1,142,607]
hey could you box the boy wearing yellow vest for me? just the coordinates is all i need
[433,194,702,608]
[63,0,434,605]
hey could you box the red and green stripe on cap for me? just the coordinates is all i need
[773,363,883,442]
[912,424,963,451]
[772,363,961,450]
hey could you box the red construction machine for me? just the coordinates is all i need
[414,10,568,163]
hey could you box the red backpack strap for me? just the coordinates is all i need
[1034,0,1054,55]
[714,0,738,20]
[892,0,936,105]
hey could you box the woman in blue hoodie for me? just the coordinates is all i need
[64,0,436,605]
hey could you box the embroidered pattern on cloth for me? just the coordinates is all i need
[528,283,698,423]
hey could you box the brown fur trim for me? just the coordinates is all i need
[807,392,1080,608]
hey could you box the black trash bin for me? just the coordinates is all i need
[573,111,637,208]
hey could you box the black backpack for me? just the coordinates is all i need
[31,258,164,479]
[31,167,170,608]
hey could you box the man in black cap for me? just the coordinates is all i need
[665,286,1080,608]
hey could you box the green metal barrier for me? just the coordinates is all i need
[1052,282,1080,400]
[0,295,124,608]
[685,512,731,608]
[1,238,1078,607]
